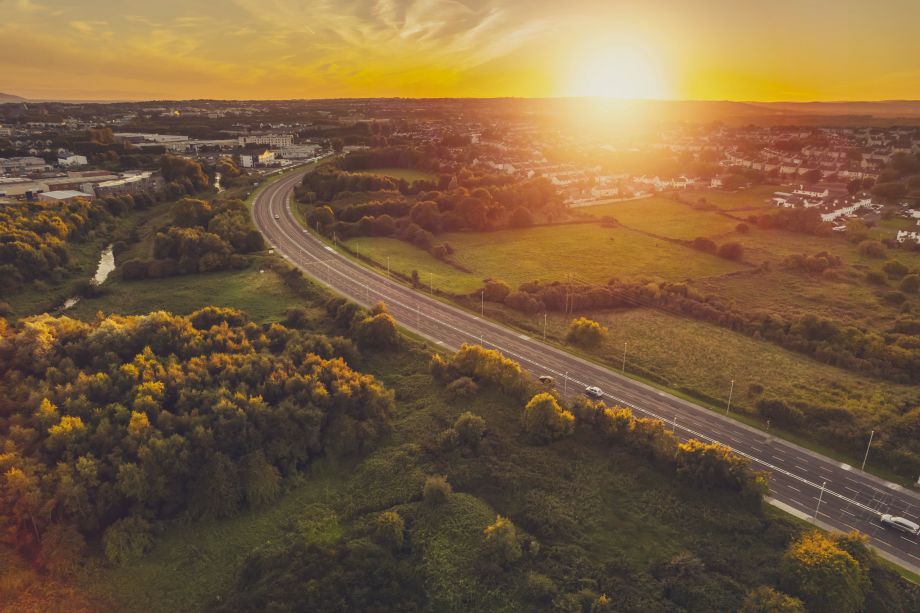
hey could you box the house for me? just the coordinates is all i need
[896,230,920,244]
[238,134,293,148]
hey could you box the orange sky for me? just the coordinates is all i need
[1,0,918,101]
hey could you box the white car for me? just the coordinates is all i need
[273,214,280,220]
[880,514,920,535]
[584,386,604,399]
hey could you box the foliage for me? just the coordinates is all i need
[0,310,393,565]
[566,316,609,347]
[521,393,575,444]
[739,586,805,612]
[482,515,522,566]
[449,344,530,400]
[779,531,866,613]
[423,475,452,506]
[372,511,405,552]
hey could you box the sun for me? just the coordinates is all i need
[565,43,670,100]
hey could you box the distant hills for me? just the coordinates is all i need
[0,92,26,103]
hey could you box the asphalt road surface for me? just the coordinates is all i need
[253,167,920,573]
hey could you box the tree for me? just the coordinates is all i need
[780,531,866,613]
[522,393,575,444]
[354,310,399,350]
[423,475,452,506]
[882,260,909,279]
[509,207,533,228]
[40,523,86,577]
[189,452,241,519]
[566,317,608,347]
[900,274,920,293]
[483,515,522,565]
[739,586,805,613]
[240,451,281,508]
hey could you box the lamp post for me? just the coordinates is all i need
[429,272,433,295]
[621,342,628,372]
[564,371,568,396]
[861,429,875,471]
[814,481,827,521]
[481,290,484,317]
[543,313,547,342]
[386,256,390,279]
[725,379,735,415]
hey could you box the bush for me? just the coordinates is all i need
[566,316,608,347]
[454,412,486,448]
[882,260,909,279]
[482,278,511,303]
[858,240,886,258]
[435,427,461,452]
[446,376,479,399]
[522,393,575,444]
[780,531,866,613]
[691,237,717,253]
[882,291,906,305]
[483,515,523,566]
[865,270,887,285]
[526,572,558,603]
[422,475,452,506]
[757,398,804,427]
[899,274,919,293]
[739,586,805,612]
[102,516,155,565]
[718,241,745,261]
[736,223,750,234]
[372,511,405,551]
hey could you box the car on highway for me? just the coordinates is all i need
[584,386,604,399]
[538,375,555,385]
[880,514,920,535]
[273,214,280,219]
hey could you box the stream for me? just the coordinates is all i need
[63,244,115,309]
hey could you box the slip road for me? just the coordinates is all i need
[253,167,920,574]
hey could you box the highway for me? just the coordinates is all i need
[252,167,920,574]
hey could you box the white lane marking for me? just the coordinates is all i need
[518,334,529,340]
[787,485,802,493]
[840,463,852,471]
[887,483,903,491]
[324,246,335,252]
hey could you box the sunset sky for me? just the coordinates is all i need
[2,0,918,102]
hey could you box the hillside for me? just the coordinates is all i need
[0,92,26,103]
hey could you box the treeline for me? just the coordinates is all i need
[0,192,160,294]
[0,308,394,572]
[337,146,437,174]
[122,198,265,280]
[486,278,920,385]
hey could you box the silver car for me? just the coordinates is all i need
[584,386,604,399]
[880,514,920,535]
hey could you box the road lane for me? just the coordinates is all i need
[252,168,920,573]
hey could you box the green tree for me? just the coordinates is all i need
[102,515,155,565]
[240,451,281,508]
[522,393,575,444]
[454,412,486,449]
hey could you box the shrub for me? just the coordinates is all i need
[454,412,486,448]
[429,352,454,382]
[423,475,452,506]
[566,316,608,347]
[899,274,919,293]
[522,393,575,444]
[435,427,460,452]
[865,270,887,285]
[780,531,866,613]
[718,241,745,261]
[446,376,479,399]
[746,382,764,398]
[372,511,405,551]
[102,516,155,565]
[691,237,717,253]
[482,279,511,302]
[882,291,906,305]
[757,398,804,427]
[526,572,558,603]
[739,586,805,613]
[483,515,522,565]
[736,223,750,234]
[882,260,909,279]
[858,240,886,258]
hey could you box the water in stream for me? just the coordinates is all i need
[63,244,115,309]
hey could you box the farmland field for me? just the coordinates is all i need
[355,167,437,183]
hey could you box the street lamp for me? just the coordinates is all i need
[725,379,735,415]
[814,481,827,521]
[564,371,568,396]
[481,290,484,317]
[387,256,390,279]
[861,429,875,471]
[621,342,628,372]
[543,312,547,342]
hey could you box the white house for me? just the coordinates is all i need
[240,150,276,168]
[896,230,920,244]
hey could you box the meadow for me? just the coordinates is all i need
[681,185,782,211]
[580,196,742,240]
[355,167,437,183]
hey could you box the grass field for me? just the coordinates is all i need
[681,185,782,211]
[581,196,743,239]
[67,260,314,323]
[355,167,437,183]
[345,224,744,295]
